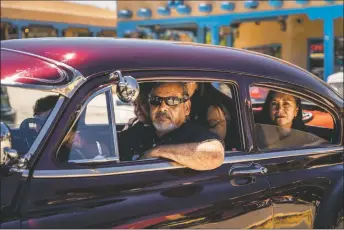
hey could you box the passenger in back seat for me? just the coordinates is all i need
[186,82,239,150]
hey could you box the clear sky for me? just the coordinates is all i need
[68,1,117,11]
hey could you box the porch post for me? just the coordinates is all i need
[226,30,234,47]
[197,25,205,44]
[89,27,102,37]
[211,24,220,45]
[323,17,335,81]
[57,29,64,37]
[14,24,24,39]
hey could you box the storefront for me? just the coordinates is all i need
[116,0,343,80]
[308,37,343,79]
[1,1,117,40]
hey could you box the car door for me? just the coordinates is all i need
[245,78,344,229]
[18,71,273,228]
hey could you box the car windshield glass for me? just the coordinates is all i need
[1,87,60,156]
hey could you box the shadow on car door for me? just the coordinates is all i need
[19,152,273,228]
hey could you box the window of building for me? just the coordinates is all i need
[308,37,344,79]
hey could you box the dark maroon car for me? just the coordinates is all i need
[1,38,343,229]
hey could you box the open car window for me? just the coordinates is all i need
[117,80,242,163]
[1,87,60,156]
[250,86,337,151]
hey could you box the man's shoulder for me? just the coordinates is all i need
[180,120,220,141]
[120,122,152,136]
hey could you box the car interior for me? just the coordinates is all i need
[54,81,242,162]
[250,87,336,147]
[7,82,337,162]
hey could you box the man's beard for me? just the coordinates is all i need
[153,122,177,133]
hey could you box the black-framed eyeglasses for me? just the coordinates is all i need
[148,95,189,106]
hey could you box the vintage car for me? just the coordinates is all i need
[0,38,343,229]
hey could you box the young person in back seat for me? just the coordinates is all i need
[186,82,239,150]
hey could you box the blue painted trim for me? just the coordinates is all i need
[157,6,171,16]
[176,5,191,15]
[221,2,235,11]
[244,0,259,9]
[268,0,283,8]
[324,0,335,3]
[167,1,175,8]
[175,1,184,6]
[168,0,184,8]
[137,8,152,18]
[226,31,234,47]
[211,25,220,45]
[323,17,335,81]
[296,0,309,5]
[118,9,133,19]
[197,26,205,43]
[199,3,213,13]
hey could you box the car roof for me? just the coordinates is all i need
[1,38,342,106]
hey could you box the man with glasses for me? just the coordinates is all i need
[118,82,224,171]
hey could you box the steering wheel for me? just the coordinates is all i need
[19,118,45,151]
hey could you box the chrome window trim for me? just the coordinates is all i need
[1,48,86,98]
[22,146,343,178]
[107,87,120,161]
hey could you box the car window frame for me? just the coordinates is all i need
[245,79,342,153]
[57,85,120,164]
[50,70,249,170]
[22,71,344,179]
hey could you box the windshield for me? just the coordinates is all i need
[0,87,60,155]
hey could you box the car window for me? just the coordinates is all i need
[250,86,336,151]
[117,81,241,163]
[1,86,59,155]
[85,93,135,125]
[57,90,116,163]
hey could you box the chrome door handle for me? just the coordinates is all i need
[229,163,268,177]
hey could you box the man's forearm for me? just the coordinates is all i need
[149,140,224,171]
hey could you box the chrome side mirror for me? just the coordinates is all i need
[110,71,139,103]
[0,122,18,165]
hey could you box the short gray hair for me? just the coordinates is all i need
[150,82,190,99]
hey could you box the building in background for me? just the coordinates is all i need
[116,0,343,81]
[1,1,117,40]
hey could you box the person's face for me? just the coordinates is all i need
[150,83,191,135]
[133,95,150,124]
[269,92,299,128]
[186,82,198,97]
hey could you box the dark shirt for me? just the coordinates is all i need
[118,120,220,161]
